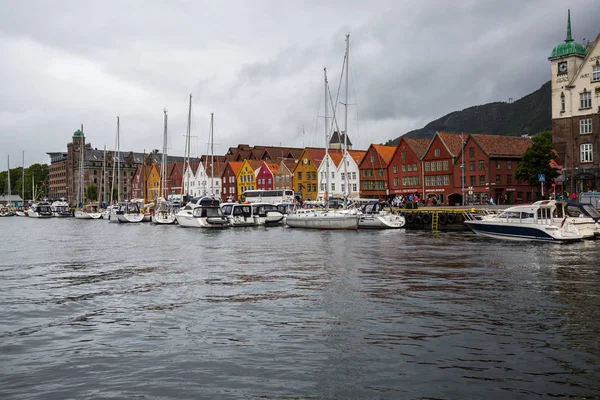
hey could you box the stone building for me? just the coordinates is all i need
[550,10,600,194]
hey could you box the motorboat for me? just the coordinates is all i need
[191,197,230,228]
[0,205,14,217]
[174,197,205,228]
[566,201,600,236]
[74,203,102,219]
[15,207,28,217]
[358,200,405,229]
[251,203,285,226]
[221,203,256,227]
[115,202,144,223]
[51,199,72,217]
[464,200,582,242]
[103,205,119,220]
[27,201,53,218]
[151,199,177,225]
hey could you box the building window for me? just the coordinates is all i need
[413,164,418,172]
[478,160,484,170]
[580,118,592,135]
[392,165,398,174]
[469,161,475,171]
[312,184,317,192]
[469,147,475,158]
[393,177,399,187]
[496,160,501,169]
[580,91,591,109]
[431,162,436,172]
[425,162,430,172]
[479,175,485,185]
[407,164,412,172]
[402,164,406,172]
[352,184,357,192]
[425,176,431,186]
[496,174,501,184]
[331,183,335,191]
[506,175,512,185]
[352,172,356,180]
[443,175,448,186]
[443,160,448,170]
[297,172,302,180]
[560,92,565,112]
[507,161,512,170]
[593,65,600,82]
[470,176,476,186]
[370,155,375,163]
[434,148,440,157]
[437,161,442,171]
[580,143,593,163]
[401,152,406,160]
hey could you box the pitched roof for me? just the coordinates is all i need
[279,159,297,173]
[372,144,396,164]
[470,134,532,157]
[347,150,367,164]
[205,161,226,178]
[404,138,430,159]
[304,147,327,168]
[226,161,243,176]
[328,150,344,167]
[330,131,353,146]
[247,160,263,171]
[436,132,465,157]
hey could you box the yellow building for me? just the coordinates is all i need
[237,160,263,198]
[293,148,325,201]
[146,164,161,201]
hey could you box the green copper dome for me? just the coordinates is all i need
[549,10,587,59]
[73,129,84,138]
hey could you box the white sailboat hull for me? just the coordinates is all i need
[152,212,176,225]
[358,213,406,229]
[117,213,144,223]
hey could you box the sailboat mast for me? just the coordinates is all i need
[102,145,106,204]
[161,109,168,199]
[183,94,192,200]
[117,116,121,202]
[21,151,24,203]
[7,155,11,205]
[324,67,329,211]
[210,112,215,196]
[343,34,350,201]
[80,124,85,206]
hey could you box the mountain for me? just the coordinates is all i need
[385,81,551,145]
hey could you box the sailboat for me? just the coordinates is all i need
[74,125,102,219]
[0,155,15,217]
[285,56,358,230]
[152,109,176,224]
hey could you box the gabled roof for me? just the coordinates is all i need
[433,132,466,157]
[257,146,304,161]
[279,159,297,174]
[261,162,280,174]
[372,144,396,164]
[404,138,430,159]
[226,161,243,176]
[327,150,344,168]
[303,147,327,168]
[469,134,532,157]
[205,161,226,178]
[347,150,367,164]
[246,160,264,171]
[199,154,227,163]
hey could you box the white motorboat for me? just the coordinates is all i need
[358,200,405,229]
[191,197,229,228]
[116,202,144,223]
[51,199,72,217]
[285,207,359,230]
[464,200,583,242]
[251,203,285,226]
[174,197,205,227]
[102,205,118,220]
[565,201,600,237]
[27,201,53,218]
[221,203,256,227]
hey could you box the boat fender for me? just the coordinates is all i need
[406,213,415,224]
[421,213,431,224]
[447,213,456,224]
[438,213,448,225]
[414,215,422,225]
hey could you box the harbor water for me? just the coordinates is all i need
[1,218,599,399]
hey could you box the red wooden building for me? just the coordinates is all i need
[388,138,429,197]
[359,144,396,199]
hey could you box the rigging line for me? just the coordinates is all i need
[310,77,323,147]
[350,64,361,148]
[330,50,347,137]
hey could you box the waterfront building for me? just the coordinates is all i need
[420,132,464,204]
[317,149,365,200]
[388,138,429,198]
[166,162,184,198]
[329,131,353,151]
[293,148,325,201]
[181,161,200,198]
[224,144,302,163]
[550,10,600,194]
[47,152,68,199]
[221,161,243,202]
[453,134,536,205]
[359,144,395,199]
[238,160,263,196]
[256,162,279,191]
[273,159,296,192]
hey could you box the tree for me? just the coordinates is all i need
[515,131,559,189]
[86,184,98,202]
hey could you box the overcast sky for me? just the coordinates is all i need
[1,0,598,167]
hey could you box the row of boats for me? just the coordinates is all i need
[0,197,406,230]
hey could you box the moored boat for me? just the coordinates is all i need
[116,202,144,223]
[464,200,582,242]
[250,202,285,226]
[358,200,405,229]
[221,203,256,227]
[27,201,53,218]
[51,199,72,217]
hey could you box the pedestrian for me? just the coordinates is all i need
[571,192,577,201]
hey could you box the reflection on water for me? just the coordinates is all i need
[0,218,599,399]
